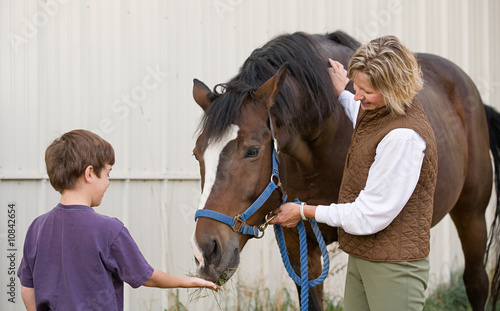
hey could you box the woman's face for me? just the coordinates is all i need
[352,72,386,111]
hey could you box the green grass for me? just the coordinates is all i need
[165,289,189,311]
[239,287,298,311]
[424,270,500,311]
[423,270,471,311]
[165,270,500,311]
[323,298,344,311]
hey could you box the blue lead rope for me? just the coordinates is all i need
[274,198,330,311]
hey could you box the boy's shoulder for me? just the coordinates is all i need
[29,204,125,235]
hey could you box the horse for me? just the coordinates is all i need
[190,30,500,311]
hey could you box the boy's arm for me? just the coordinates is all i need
[142,269,219,290]
[21,286,36,311]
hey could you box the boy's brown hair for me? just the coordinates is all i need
[45,129,115,193]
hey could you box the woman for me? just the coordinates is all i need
[270,36,438,311]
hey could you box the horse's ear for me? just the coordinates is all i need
[193,79,216,111]
[254,63,289,109]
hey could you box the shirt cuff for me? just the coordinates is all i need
[315,204,339,227]
[132,265,155,288]
[19,278,34,288]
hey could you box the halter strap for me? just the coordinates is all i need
[194,146,281,238]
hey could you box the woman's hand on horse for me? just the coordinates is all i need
[270,202,302,228]
[328,58,349,96]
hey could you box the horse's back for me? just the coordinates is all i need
[416,53,492,224]
[315,32,360,69]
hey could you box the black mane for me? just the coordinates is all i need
[200,31,359,141]
[327,31,362,51]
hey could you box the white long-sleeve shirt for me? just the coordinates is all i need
[315,91,427,235]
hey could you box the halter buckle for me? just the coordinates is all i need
[231,214,245,233]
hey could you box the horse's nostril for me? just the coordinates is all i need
[209,239,219,264]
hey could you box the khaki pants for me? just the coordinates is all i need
[343,255,430,311]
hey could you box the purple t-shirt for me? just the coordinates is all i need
[17,204,154,311]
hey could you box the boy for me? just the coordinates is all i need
[18,129,218,311]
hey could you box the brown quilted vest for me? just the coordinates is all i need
[338,98,438,262]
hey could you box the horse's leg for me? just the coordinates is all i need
[450,202,489,311]
[282,227,324,311]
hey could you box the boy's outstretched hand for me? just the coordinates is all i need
[189,276,221,291]
[143,269,220,291]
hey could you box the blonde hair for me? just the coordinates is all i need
[348,35,423,115]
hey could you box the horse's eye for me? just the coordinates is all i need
[245,146,260,158]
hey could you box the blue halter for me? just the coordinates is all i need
[194,149,281,238]
[194,121,281,239]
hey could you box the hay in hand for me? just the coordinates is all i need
[187,268,238,310]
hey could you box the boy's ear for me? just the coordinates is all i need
[83,165,94,183]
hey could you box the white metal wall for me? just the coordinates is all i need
[1,0,499,310]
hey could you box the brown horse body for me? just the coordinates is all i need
[191,31,499,310]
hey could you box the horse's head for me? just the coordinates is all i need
[190,64,288,284]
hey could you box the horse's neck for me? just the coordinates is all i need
[281,109,352,204]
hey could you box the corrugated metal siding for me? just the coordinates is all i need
[1,0,499,310]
